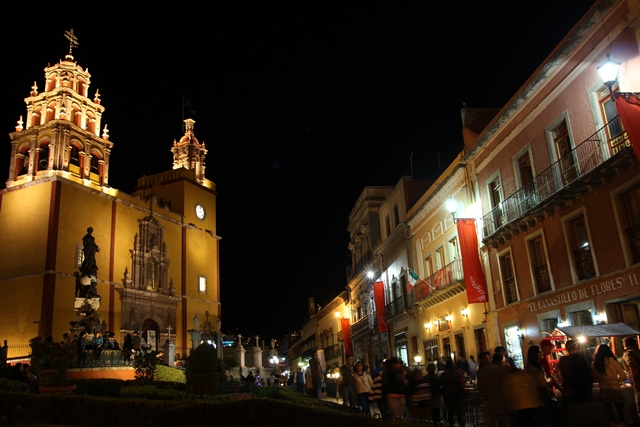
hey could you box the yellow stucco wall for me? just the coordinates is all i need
[0,173,220,349]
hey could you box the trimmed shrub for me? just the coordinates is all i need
[186,343,219,395]
[156,365,186,383]
[74,378,123,397]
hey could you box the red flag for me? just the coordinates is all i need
[456,219,488,303]
[614,93,640,163]
[340,318,352,355]
[373,281,388,332]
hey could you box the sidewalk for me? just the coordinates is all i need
[320,394,382,418]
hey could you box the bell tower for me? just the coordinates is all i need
[171,118,207,185]
[6,29,113,189]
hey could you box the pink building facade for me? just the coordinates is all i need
[466,0,640,363]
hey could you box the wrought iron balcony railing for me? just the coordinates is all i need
[413,259,464,302]
[482,118,627,239]
[573,245,596,280]
[385,295,406,319]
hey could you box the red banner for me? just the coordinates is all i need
[340,318,352,356]
[614,93,640,163]
[373,281,388,332]
[456,219,488,304]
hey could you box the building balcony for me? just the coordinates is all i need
[324,343,340,358]
[481,119,632,246]
[414,259,464,300]
[385,295,406,320]
[347,250,374,282]
[413,259,465,309]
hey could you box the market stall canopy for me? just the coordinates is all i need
[557,323,640,338]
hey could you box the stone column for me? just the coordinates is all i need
[238,345,246,368]
[164,340,175,366]
[253,346,263,368]
[188,330,202,350]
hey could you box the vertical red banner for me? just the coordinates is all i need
[456,219,488,303]
[614,94,640,162]
[340,318,352,355]
[373,281,388,332]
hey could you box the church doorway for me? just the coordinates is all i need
[142,318,159,351]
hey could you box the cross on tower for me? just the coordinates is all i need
[64,29,79,58]
[166,325,172,341]
[255,335,260,347]
[237,333,243,345]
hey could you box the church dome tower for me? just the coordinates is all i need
[171,118,207,185]
[7,29,113,189]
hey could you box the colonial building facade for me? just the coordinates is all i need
[0,48,221,354]
[466,0,640,358]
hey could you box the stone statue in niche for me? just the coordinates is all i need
[80,227,99,277]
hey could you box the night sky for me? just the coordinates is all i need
[0,2,595,342]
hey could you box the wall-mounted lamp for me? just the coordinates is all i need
[334,311,341,319]
[593,312,606,325]
[414,355,422,365]
[557,319,569,328]
[367,271,374,280]
[433,319,439,326]
[447,199,458,222]
[461,308,470,318]
[424,322,431,330]
[516,327,524,341]
[597,53,621,96]
[445,315,453,323]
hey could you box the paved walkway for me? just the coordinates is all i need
[320,395,382,418]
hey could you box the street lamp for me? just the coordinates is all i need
[447,199,458,222]
[597,53,621,96]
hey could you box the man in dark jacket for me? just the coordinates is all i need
[558,339,593,404]
[339,354,357,406]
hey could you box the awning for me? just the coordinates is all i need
[557,323,640,338]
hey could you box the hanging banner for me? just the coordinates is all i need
[340,318,352,356]
[373,281,388,332]
[456,218,488,303]
[614,93,640,163]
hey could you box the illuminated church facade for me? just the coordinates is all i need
[0,46,221,355]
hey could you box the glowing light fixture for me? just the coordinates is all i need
[447,199,458,222]
[461,308,470,318]
[367,271,374,279]
[414,355,422,364]
[445,315,453,322]
[597,53,621,87]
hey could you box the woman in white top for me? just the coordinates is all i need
[592,344,628,427]
[353,361,374,415]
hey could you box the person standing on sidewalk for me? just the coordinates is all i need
[310,351,323,399]
[340,354,358,407]
[353,361,374,415]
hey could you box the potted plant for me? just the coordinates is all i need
[29,336,77,393]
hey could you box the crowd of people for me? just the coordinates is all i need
[290,337,640,427]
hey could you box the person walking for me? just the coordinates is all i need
[439,358,467,426]
[295,367,305,393]
[593,344,628,427]
[623,336,640,419]
[353,361,374,415]
[382,357,408,418]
